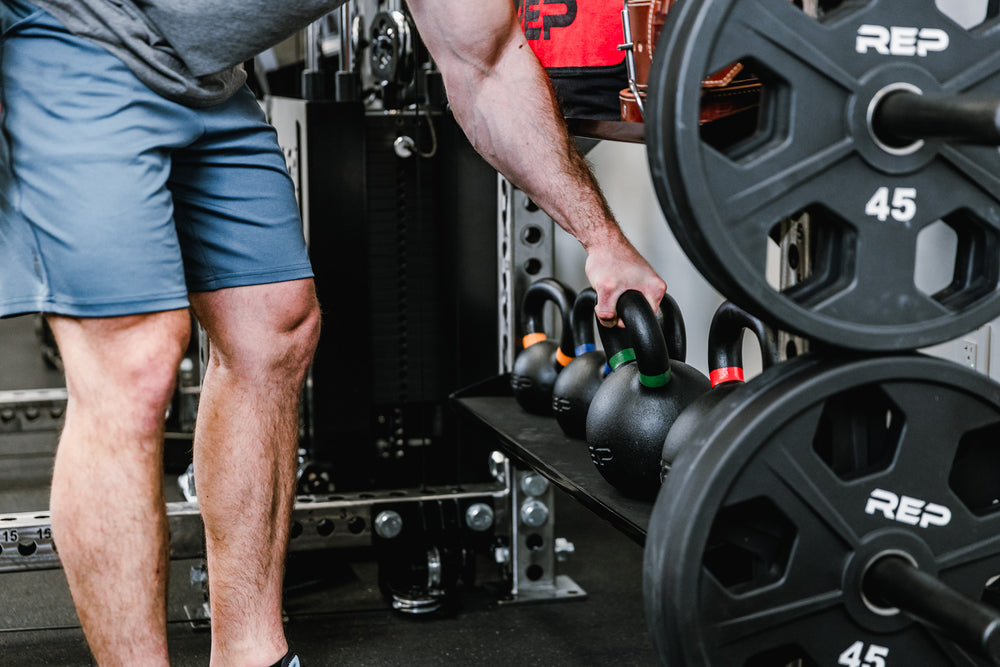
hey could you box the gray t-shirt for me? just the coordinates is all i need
[31,0,343,107]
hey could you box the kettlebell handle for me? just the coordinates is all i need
[571,288,599,356]
[658,293,687,364]
[521,278,577,360]
[596,311,634,371]
[597,292,686,375]
[618,290,672,387]
[707,301,779,387]
[574,288,682,361]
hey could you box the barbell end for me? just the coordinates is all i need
[873,91,1000,146]
[864,556,1000,663]
[983,617,1000,665]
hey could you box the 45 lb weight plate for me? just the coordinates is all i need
[647,0,1000,350]
[645,354,1000,666]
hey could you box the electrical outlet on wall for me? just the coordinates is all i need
[921,324,991,375]
[963,325,991,374]
[961,338,979,371]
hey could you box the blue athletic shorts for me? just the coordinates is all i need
[0,1,314,318]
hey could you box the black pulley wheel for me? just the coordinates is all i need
[646,0,1000,351]
[644,354,1000,666]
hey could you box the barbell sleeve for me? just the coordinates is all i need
[873,91,1000,145]
[863,556,1000,664]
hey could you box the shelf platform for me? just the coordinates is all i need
[566,118,645,144]
[452,376,653,545]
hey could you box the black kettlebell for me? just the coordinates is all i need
[552,289,612,438]
[660,301,779,480]
[586,291,710,500]
[553,291,689,439]
[510,278,577,415]
[657,294,687,365]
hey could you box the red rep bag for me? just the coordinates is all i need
[518,0,627,121]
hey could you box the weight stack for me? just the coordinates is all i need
[267,98,500,491]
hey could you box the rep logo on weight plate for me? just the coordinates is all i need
[865,488,952,528]
[856,24,950,57]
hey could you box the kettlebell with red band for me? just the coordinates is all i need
[586,291,709,500]
[660,301,779,480]
[511,278,577,415]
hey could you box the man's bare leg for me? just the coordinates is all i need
[48,309,191,666]
[189,280,320,667]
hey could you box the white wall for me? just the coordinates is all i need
[938,0,989,28]
[553,142,727,377]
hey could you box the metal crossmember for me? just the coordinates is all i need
[0,388,68,434]
[0,482,508,573]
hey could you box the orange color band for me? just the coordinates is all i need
[522,332,547,348]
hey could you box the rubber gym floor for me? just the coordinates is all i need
[0,315,658,666]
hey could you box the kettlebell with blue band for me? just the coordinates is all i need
[553,289,619,438]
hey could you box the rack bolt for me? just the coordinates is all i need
[520,473,549,497]
[374,510,403,539]
[520,499,549,528]
[465,503,495,532]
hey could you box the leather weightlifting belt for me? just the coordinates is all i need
[619,0,763,124]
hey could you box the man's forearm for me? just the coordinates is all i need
[411,5,618,249]
[405,0,666,320]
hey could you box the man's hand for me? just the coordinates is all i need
[585,236,666,328]
[405,0,666,323]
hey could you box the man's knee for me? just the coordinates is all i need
[199,284,321,381]
[252,290,320,377]
[279,295,321,374]
[50,310,191,430]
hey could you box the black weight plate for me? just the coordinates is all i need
[644,353,1000,666]
[647,0,1000,351]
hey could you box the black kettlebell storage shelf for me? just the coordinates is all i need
[566,119,645,145]
[452,374,653,545]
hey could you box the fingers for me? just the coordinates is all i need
[596,311,620,329]
[593,278,667,328]
[642,280,667,315]
[594,290,618,321]
[584,236,667,327]
[593,284,624,328]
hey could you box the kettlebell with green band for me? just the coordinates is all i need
[586,290,710,500]
[552,291,690,439]
[660,301,779,480]
[657,293,687,365]
[510,278,577,415]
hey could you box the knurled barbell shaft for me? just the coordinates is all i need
[863,556,1000,664]
[873,91,1000,145]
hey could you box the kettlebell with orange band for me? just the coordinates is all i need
[510,278,577,415]
[660,301,779,480]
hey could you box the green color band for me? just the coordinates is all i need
[640,369,671,388]
[609,348,636,370]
